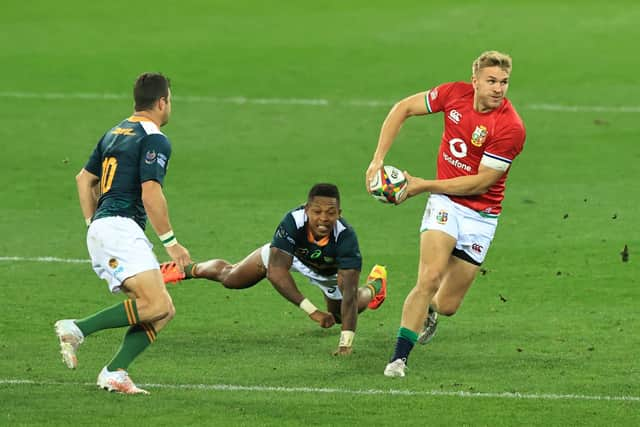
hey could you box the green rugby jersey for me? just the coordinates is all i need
[84,116,172,230]
[271,206,362,276]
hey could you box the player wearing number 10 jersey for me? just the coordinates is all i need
[87,114,172,229]
[54,73,191,394]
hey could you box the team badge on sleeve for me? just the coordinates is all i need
[471,125,488,147]
[144,150,157,164]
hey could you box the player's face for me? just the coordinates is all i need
[159,88,172,126]
[305,196,341,239]
[472,66,510,113]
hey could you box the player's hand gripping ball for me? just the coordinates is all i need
[369,165,408,204]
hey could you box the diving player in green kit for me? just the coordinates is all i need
[54,73,191,394]
[161,183,387,356]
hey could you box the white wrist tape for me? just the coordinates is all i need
[159,230,178,247]
[299,298,318,315]
[339,330,355,347]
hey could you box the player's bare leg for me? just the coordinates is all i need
[385,230,455,377]
[181,248,267,289]
[401,231,456,330]
[121,270,175,330]
[121,270,175,326]
[418,256,477,345]
[88,269,175,395]
[357,287,375,311]
[431,257,478,316]
[55,269,172,372]
[324,286,372,320]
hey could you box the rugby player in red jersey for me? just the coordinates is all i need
[365,51,526,377]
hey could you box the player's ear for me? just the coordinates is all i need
[157,97,167,111]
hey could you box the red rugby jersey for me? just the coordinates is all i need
[425,82,526,214]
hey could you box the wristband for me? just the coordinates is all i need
[159,230,178,247]
[339,330,355,347]
[299,298,318,315]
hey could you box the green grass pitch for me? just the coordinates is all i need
[1,1,639,425]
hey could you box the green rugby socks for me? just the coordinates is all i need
[183,263,197,279]
[75,299,140,337]
[107,323,157,371]
[366,278,382,299]
[390,327,418,363]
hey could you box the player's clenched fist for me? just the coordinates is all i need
[309,310,336,328]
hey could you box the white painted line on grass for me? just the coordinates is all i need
[1,91,638,113]
[526,103,640,113]
[0,256,89,263]
[1,379,638,402]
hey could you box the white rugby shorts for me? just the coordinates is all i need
[260,243,342,300]
[420,194,498,265]
[87,216,159,293]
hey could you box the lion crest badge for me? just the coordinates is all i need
[471,125,488,147]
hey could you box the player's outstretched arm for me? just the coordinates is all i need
[365,92,429,191]
[76,168,99,226]
[141,180,191,269]
[267,248,335,328]
[334,268,359,356]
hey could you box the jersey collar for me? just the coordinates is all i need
[307,226,330,247]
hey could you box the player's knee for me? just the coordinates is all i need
[146,294,174,320]
[165,299,176,321]
[436,301,460,317]
[414,279,439,300]
[418,269,444,289]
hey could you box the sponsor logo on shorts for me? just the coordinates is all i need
[326,287,336,294]
[471,243,484,253]
[144,150,157,164]
[471,125,488,147]
[108,258,118,269]
[436,210,448,224]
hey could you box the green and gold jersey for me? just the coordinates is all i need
[84,116,172,230]
[271,206,362,276]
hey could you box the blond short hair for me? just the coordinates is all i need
[472,51,512,76]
